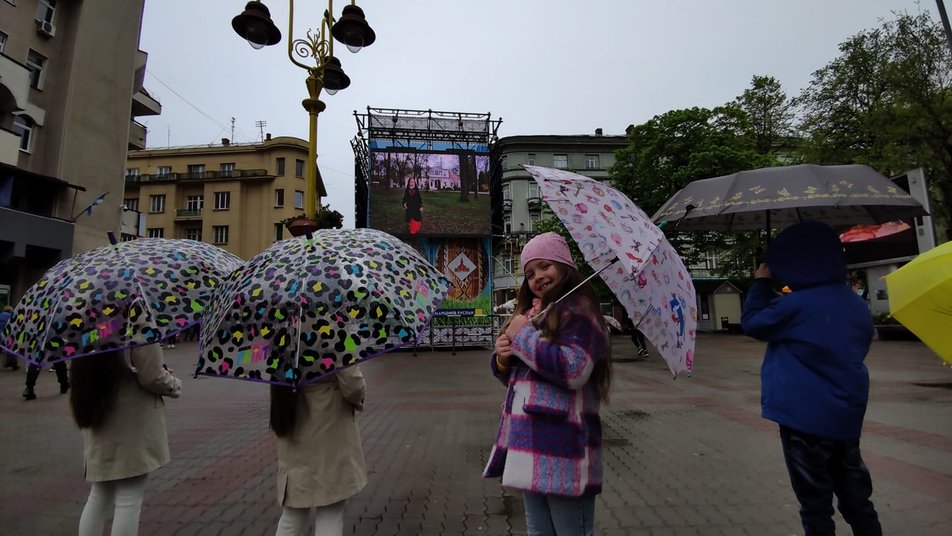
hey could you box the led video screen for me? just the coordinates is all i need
[369,150,491,238]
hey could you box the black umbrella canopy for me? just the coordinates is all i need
[652,164,928,232]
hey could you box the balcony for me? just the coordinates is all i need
[0,55,47,127]
[527,196,542,210]
[175,208,203,220]
[0,127,20,166]
[132,88,161,117]
[152,169,268,182]
[502,199,513,211]
[129,120,147,150]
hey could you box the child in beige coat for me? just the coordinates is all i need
[270,366,367,536]
[70,343,182,536]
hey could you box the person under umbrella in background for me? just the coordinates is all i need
[1,305,17,371]
[741,221,882,536]
[71,343,182,536]
[270,366,367,536]
[485,232,612,535]
[23,360,69,400]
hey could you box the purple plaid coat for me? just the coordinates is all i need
[483,295,610,497]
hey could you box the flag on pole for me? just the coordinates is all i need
[84,192,107,216]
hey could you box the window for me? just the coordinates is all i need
[529,212,541,231]
[500,155,508,171]
[553,154,568,169]
[585,154,600,170]
[704,252,717,271]
[187,164,205,179]
[126,168,140,176]
[220,162,235,177]
[502,183,511,201]
[36,0,55,24]
[503,214,511,234]
[276,157,286,176]
[149,195,165,213]
[12,115,33,152]
[526,153,536,166]
[295,159,305,177]
[503,257,513,274]
[528,182,540,200]
[0,32,7,54]
[294,190,304,210]
[26,50,45,89]
[123,198,139,212]
[147,228,164,238]
[157,166,172,177]
[185,228,202,241]
[274,223,284,242]
[213,225,229,244]
[214,191,230,210]
[274,188,285,207]
[186,195,204,211]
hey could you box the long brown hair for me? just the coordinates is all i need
[505,263,612,401]
[69,351,124,429]
[269,385,301,438]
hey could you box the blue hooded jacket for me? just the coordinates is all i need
[741,221,873,441]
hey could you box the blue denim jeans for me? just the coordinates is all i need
[779,425,882,536]
[522,491,596,536]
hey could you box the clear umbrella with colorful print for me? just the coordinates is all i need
[196,228,451,386]
[0,237,241,366]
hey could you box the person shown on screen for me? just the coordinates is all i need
[402,176,423,236]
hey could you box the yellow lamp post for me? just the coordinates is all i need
[231,1,376,228]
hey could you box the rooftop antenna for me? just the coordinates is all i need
[255,120,267,142]
[231,117,236,142]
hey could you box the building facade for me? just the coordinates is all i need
[124,136,319,259]
[492,130,629,305]
[0,0,157,305]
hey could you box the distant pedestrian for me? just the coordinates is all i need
[23,360,69,400]
[270,366,367,536]
[1,305,18,371]
[485,232,612,535]
[741,222,882,536]
[71,344,182,536]
[622,315,649,360]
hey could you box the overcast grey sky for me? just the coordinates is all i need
[139,0,940,226]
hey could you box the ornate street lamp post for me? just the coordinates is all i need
[231,1,375,227]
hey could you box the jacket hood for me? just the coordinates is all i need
[765,221,846,290]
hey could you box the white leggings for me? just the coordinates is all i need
[275,500,346,536]
[78,474,148,536]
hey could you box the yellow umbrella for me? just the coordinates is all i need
[885,241,952,363]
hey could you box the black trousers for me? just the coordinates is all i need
[779,425,882,536]
[25,361,68,390]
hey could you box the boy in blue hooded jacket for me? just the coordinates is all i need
[741,221,881,536]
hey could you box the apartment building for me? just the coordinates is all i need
[0,0,158,305]
[492,130,629,304]
[124,135,320,259]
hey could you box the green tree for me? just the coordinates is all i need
[797,11,952,239]
[609,104,778,277]
[736,75,796,154]
[609,105,774,217]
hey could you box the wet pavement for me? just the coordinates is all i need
[1,333,950,535]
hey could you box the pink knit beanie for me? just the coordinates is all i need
[521,232,576,271]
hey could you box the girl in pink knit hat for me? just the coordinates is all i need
[483,231,612,535]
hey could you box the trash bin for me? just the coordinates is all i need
[720,316,730,331]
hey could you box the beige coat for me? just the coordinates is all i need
[276,366,367,508]
[81,344,182,482]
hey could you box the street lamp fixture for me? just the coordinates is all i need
[231,0,375,224]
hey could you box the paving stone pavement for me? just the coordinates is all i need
[1,333,950,535]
